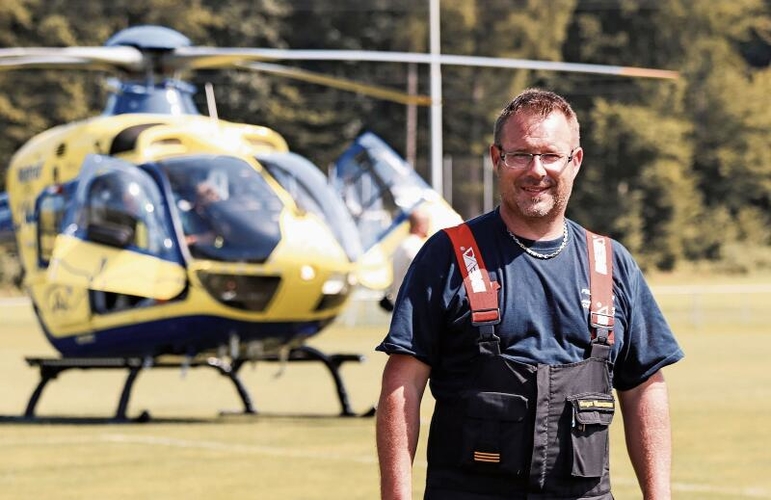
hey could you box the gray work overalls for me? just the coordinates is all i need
[425,225,616,500]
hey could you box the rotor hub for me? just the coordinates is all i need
[105,25,192,51]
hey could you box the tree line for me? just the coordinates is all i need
[0,0,769,273]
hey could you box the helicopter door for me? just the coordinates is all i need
[31,182,92,331]
[46,155,186,310]
[330,132,462,289]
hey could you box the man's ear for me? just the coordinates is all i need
[489,144,501,177]
[570,147,584,177]
[572,146,584,166]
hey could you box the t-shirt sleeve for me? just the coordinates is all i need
[612,245,685,391]
[375,231,455,367]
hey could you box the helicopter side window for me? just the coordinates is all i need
[80,170,177,314]
[84,172,171,255]
[36,188,70,266]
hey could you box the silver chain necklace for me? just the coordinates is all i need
[507,222,569,259]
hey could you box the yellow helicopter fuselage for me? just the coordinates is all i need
[6,114,358,357]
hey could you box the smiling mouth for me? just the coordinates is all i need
[522,185,550,194]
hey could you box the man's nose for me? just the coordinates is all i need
[524,155,548,175]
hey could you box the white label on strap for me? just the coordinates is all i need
[462,247,487,293]
[592,236,608,275]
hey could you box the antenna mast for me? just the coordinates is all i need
[429,0,443,195]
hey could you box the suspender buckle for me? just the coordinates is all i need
[471,308,501,326]
[472,311,501,355]
[589,311,615,329]
[474,322,499,338]
[475,322,501,356]
[593,330,611,345]
[589,311,615,346]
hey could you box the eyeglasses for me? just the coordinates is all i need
[496,146,577,170]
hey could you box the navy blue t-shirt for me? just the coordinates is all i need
[377,209,684,396]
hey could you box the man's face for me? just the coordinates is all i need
[196,183,220,206]
[491,111,582,224]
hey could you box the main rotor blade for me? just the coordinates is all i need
[0,56,117,72]
[241,62,432,106]
[172,47,679,80]
[0,46,144,72]
[0,45,679,80]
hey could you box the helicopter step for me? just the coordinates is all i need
[22,346,370,422]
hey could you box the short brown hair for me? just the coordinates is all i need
[493,88,580,146]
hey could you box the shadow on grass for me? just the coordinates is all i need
[0,406,376,425]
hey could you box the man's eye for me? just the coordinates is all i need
[541,154,562,163]
[511,153,532,161]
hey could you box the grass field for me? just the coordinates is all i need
[0,280,770,499]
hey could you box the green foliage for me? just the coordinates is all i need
[571,100,699,270]
[0,0,769,274]
[562,0,770,271]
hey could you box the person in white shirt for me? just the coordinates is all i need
[380,207,430,312]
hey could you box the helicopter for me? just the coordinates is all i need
[0,25,677,420]
[0,25,467,420]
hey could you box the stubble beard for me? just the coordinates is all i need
[503,184,570,223]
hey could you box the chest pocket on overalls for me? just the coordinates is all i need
[460,391,529,476]
[568,392,615,478]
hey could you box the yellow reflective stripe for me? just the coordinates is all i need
[473,451,500,463]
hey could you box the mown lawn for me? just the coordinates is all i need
[0,275,769,499]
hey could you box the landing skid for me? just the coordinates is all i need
[22,346,372,421]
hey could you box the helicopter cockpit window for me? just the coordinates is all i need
[84,171,173,257]
[258,152,362,262]
[158,155,283,263]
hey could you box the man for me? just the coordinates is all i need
[375,88,683,499]
[182,180,221,246]
[380,208,431,312]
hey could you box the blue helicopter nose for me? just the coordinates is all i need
[105,25,192,50]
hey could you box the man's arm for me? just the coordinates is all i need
[617,370,673,500]
[376,354,431,500]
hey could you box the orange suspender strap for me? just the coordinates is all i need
[586,230,615,345]
[444,224,612,356]
[443,223,500,325]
